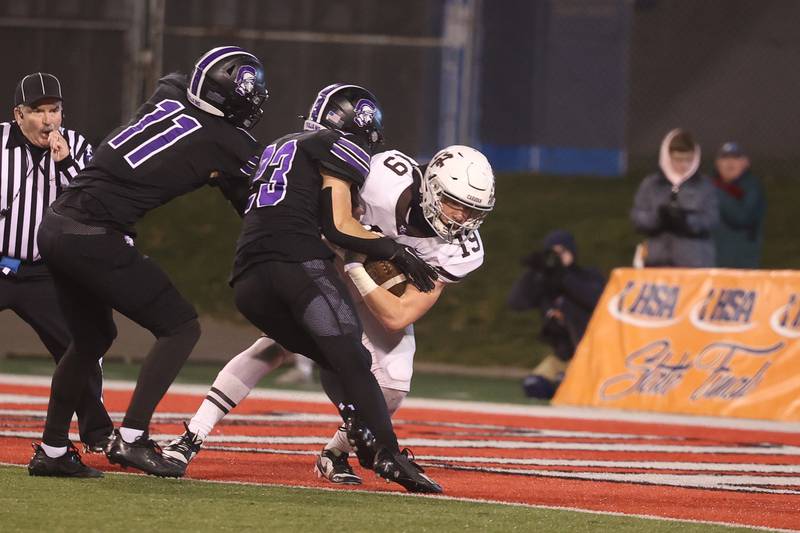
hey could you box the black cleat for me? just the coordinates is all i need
[105,429,185,478]
[83,433,114,454]
[374,448,443,494]
[313,448,362,485]
[342,414,377,469]
[161,422,204,476]
[28,442,103,478]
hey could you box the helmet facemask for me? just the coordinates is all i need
[421,146,495,243]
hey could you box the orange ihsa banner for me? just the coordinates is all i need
[553,268,800,421]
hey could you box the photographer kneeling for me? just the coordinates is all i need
[507,230,605,399]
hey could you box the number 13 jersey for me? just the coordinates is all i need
[54,73,260,236]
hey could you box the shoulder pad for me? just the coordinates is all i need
[306,129,371,186]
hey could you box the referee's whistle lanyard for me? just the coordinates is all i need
[0,146,54,221]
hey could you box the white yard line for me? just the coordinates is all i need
[2,372,799,434]
[3,428,799,456]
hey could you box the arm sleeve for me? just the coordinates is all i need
[210,172,251,217]
[630,177,663,234]
[56,131,92,183]
[685,180,719,234]
[718,179,766,230]
[561,268,606,311]
[319,187,397,258]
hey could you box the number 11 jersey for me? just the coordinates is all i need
[54,73,260,236]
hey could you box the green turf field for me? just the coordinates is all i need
[0,466,756,533]
[0,357,544,406]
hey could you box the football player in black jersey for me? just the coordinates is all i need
[209,84,439,492]
[28,46,267,478]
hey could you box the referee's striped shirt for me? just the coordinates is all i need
[0,121,92,262]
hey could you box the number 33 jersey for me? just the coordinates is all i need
[232,128,371,280]
[360,150,484,284]
[55,73,260,236]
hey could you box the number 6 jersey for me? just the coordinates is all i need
[53,73,260,237]
[360,150,484,284]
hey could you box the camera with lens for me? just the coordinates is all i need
[542,249,561,271]
[522,248,563,272]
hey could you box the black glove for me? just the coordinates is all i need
[390,242,438,292]
[658,204,690,234]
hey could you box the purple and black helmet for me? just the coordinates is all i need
[187,46,268,130]
[303,84,384,153]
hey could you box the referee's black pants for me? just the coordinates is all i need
[0,271,113,446]
[233,258,399,453]
[37,211,201,447]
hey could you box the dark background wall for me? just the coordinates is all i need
[0,0,798,174]
[628,0,800,166]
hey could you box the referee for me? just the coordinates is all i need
[0,72,112,453]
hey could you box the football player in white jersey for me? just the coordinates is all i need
[163,145,495,486]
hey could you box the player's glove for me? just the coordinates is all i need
[389,242,438,293]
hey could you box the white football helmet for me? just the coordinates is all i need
[421,145,495,242]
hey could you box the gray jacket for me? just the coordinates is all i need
[631,171,719,267]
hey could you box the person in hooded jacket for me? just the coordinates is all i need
[507,230,605,399]
[631,129,719,267]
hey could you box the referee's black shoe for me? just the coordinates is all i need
[374,447,443,494]
[105,429,185,478]
[28,442,103,478]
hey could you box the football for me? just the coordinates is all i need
[363,259,407,296]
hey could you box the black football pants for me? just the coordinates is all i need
[233,259,399,452]
[0,274,113,445]
[37,211,200,447]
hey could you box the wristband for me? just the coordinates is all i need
[347,265,378,296]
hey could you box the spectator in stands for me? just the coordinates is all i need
[507,230,605,399]
[630,129,718,267]
[711,142,766,268]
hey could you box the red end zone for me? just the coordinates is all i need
[1,376,799,531]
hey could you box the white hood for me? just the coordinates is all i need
[658,128,701,187]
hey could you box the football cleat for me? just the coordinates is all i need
[313,448,362,485]
[83,432,114,454]
[374,447,443,494]
[342,412,377,469]
[161,423,204,475]
[28,442,103,478]
[105,429,185,478]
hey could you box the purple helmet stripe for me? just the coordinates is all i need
[308,83,365,124]
[330,145,368,177]
[190,46,253,95]
[308,84,343,123]
[334,137,370,167]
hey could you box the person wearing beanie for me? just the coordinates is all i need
[507,229,605,399]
